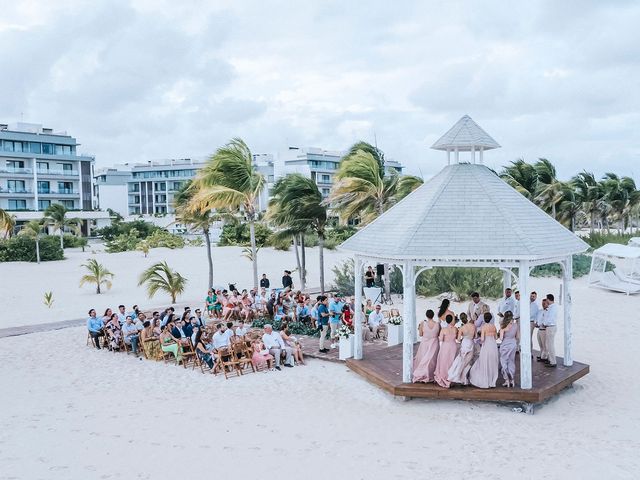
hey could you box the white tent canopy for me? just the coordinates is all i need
[340,115,589,389]
[589,243,640,295]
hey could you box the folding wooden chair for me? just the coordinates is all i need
[231,342,255,375]
[215,347,241,379]
[161,342,179,365]
[181,340,199,370]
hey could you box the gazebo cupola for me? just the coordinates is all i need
[431,114,500,165]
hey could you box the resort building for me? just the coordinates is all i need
[281,146,403,198]
[0,122,109,234]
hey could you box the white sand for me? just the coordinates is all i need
[0,244,350,328]
[1,270,640,478]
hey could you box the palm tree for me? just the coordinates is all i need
[602,173,637,233]
[43,203,80,249]
[0,208,15,238]
[500,159,538,200]
[79,259,114,294]
[572,171,605,234]
[557,182,585,232]
[329,142,423,297]
[534,158,564,219]
[268,174,328,293]
[138,261,187,304]
[174,180,216,288]
[189,138,265,289]
[18,219,46,263]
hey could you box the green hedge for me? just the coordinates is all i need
[531,254,592,278]
[251,317,318,336]
[218,222,273,247]
[96,219,161,241]
[63,234,88,249]
[0,235,63,262]
[582,232,634,249]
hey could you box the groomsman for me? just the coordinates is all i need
[536,298,549,362]
[498,288,516,318]
[467,292,488,324]
[542,294,558,367]
[529,291,540,349]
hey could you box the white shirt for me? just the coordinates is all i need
[253,295,264,308]
[212,331,230,349]
[543,303,558,327]
[513,300,520,319]
[236,326,249,337]
[498,296,516,316]
[262,331,286,350]
[536,308,546,327]
[117,312,127,324]
[529,301,540,322]
[368,311,384,327]
[467,300,487,322]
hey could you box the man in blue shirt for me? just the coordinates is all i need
[317,296,330,353]
[86,308,104,349]
[122,315,140,355]
[329,295,345,349]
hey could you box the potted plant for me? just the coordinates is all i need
[337,324,354,360]
[386,314,403,346]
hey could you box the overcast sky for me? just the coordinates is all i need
[2,0,639,181]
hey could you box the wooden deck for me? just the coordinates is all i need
[346,343,589,406]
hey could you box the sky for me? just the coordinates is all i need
[1,0,639,181]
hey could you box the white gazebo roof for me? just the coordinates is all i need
[340,163,588,263]
[431,115,500,152]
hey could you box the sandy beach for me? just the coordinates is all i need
[1,245,640,479]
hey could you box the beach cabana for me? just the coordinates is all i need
[589,243,640,295]
[340,115,589,390]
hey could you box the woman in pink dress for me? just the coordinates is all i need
[448,313,476,385]
[412,310,440,383]
[434,315,458,388]
[469,314,499,388]
[251,340,274,370]
[499,311,519,387]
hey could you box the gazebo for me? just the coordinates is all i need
[340,115,589,392]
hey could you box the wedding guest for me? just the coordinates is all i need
[437,299,456,328]
[140,320,162,360]
[469,313,499,388]
[448,313,476,385]
[466,292,487,324]
[101,308,113,325]
[122,315,140,355]
[367,304,384,338]
[281,326,305,365]
[434,315,458,388]
[235,319,249,337]
[106,313,122,350]
[499,311,519,387]
[87,309,104,349]
[529,291,540,348]
[211,323,231,350]
[260,273,270,289]
[160,323,182,363]
[262,324,294,370]
[412,310,440,383]
[317,296,330,353]
[193,329,214,369]
[251,339,274,370]
[536,298,549,362]
[364,266,375,288]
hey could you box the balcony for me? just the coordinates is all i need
[37,189,79,196]
[0,168,33,175]
[37,169,79,177]
[0,187,32,195]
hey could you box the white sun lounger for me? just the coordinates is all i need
[592,271,640,295]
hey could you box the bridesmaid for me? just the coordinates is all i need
[434,315,458,388]
[437,299,456,329]
[412,310,440,383]
[499,311,519,387]
[469,313,499,388]
[447,313,476,385]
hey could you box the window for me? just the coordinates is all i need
[154,194,167,203]
[321,174,331,183]
[37,162,49,172]
[129,206,141,215]
[42,144,54,154]
[59,200,74,209]
[129,195,140,204]
[38,200,51,210]
[155,205,167,214]
[58,163,73,173]
[13,141,23,153]
[37,181,50,194]
[171,181,183,191]
[128,183,140,193]
[154,182,166,191]
[8,180,26,193]
[8,199,27,210]
[7,160,25,172]
[57,181,73,193]
[29,142,41,154]
[2,141,13,152]
[322,188,330,197]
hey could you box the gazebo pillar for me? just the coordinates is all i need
[518,260,533,389]
[402,261,416,383]
[562,255,573,366]
[447,149,451,165]
[354,256,364,360]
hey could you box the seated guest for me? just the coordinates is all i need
[193,329,214,369]
[235,319,249,337]
[140,320,162,360]
[262,324,294,370]
[367,304,385,338]
[87,309,104,349]
[193,309,205,328]
[171,320,191,346]
[151,312,162,336]
[134,312,145,332]
[183,316,195,339]
[211,323,231,350]
[160,307,175,327]
[122,315,141,355]
[296,300,311,323]
[251,339,274,370]
[160,323,182,362]
[116,304,127,324]
[101,308,113,326]
[342,302,353,328]
[281,325,304,365]
[225,321,236,340]
[106,313,122,350]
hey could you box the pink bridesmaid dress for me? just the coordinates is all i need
[434,327,458,388]
[469,329,499,388]
[412,322,440,383]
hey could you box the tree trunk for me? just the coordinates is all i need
[293,234,304,290]
[96,283,101,294]
[171,292,176,304]
[36,237,40,264]
[300,233,307,289]
[249,220,258,289]
[570,215,575,232]
[204,226,213,288]
[60,230,64,249]
[318,231,325,295]
[590,211,595,235]
[551,203,556,220]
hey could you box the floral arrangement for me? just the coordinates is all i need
[337,324,352,339]
[388,315,402,326]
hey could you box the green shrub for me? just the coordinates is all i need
[531,254,592,278]
[187,237,204,247]
[0,235,63,262]
[96,219,161,241]
[105,231,140,253]
[331,259,355,296]
[325,225,357,244]
[63,234,88,249]
[218,221,273,247]
[323,237,339,250]
[145,230,185,249]
[583,232,634,249]
[269,234,291,251]
[251,317,318,336]
[303,232,319,247]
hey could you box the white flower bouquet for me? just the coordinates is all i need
[388,315,402,325]
[337,324,352,339]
